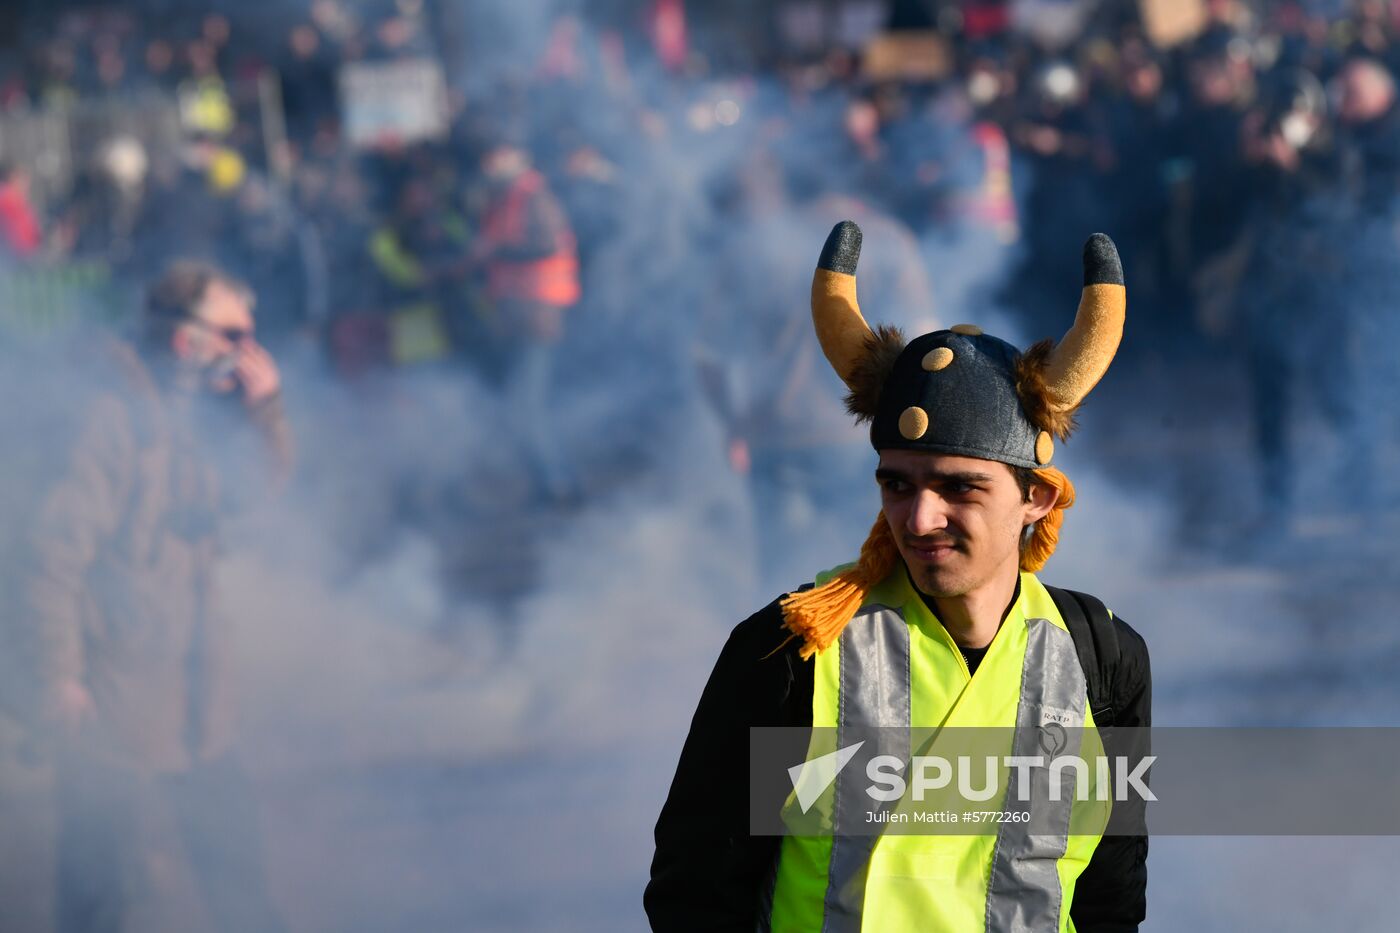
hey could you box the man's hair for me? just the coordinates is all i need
[1011,464,1038,503]
[1012,464,1041,555]
[141,259,223,351]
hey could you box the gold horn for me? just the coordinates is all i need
[811,221,874,388]
[1041,233,1126,411]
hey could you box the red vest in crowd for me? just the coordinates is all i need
[0,180,41,257]
[969,121,1019,241]
[482,169,581,308]
[963,0,1010,39]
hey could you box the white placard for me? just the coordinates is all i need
[339,58,449,150]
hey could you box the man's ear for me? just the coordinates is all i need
[171,324,194,358]
[1023,478,1061,526]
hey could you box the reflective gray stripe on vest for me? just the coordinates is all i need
[822,605,909,933]
[818,611,1088,933]
[983,615,1088,933]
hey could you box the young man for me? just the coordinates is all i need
[646,223,1150,931]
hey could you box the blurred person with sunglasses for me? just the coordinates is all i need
[12,259,292,932]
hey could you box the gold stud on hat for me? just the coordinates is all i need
[950,323,983,336]
[1035,431,1054,464]
[899,406,929,440]
[921,347,954,371]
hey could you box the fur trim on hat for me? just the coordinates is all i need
[843,324,906,423]
[1014,338,1079,441]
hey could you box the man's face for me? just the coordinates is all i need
[482,146,527,183]
[2,168,29,196]
[1337,61,1395,125]
[172,278,257,393]
[876,449,1055,599]
[1189,58,1241,107]
[1125,61,1162,102]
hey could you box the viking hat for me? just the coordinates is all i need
[777,221,1126,659]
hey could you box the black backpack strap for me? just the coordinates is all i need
[1044,585,1120,727]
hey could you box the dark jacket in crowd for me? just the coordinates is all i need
[16,337,293,774]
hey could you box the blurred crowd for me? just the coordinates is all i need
[1,1,1397,521]
[2,0,1400,676]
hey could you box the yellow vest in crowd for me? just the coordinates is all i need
[768,568,1111,932]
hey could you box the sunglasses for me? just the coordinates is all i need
[186,318,255,343]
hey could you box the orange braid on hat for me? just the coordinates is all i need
[1020,465,1075,575]
[768,466,1076,661]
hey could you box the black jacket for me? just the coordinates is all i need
[645,584,1151,932]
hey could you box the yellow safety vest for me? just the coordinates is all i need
[768,567,1110,932]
